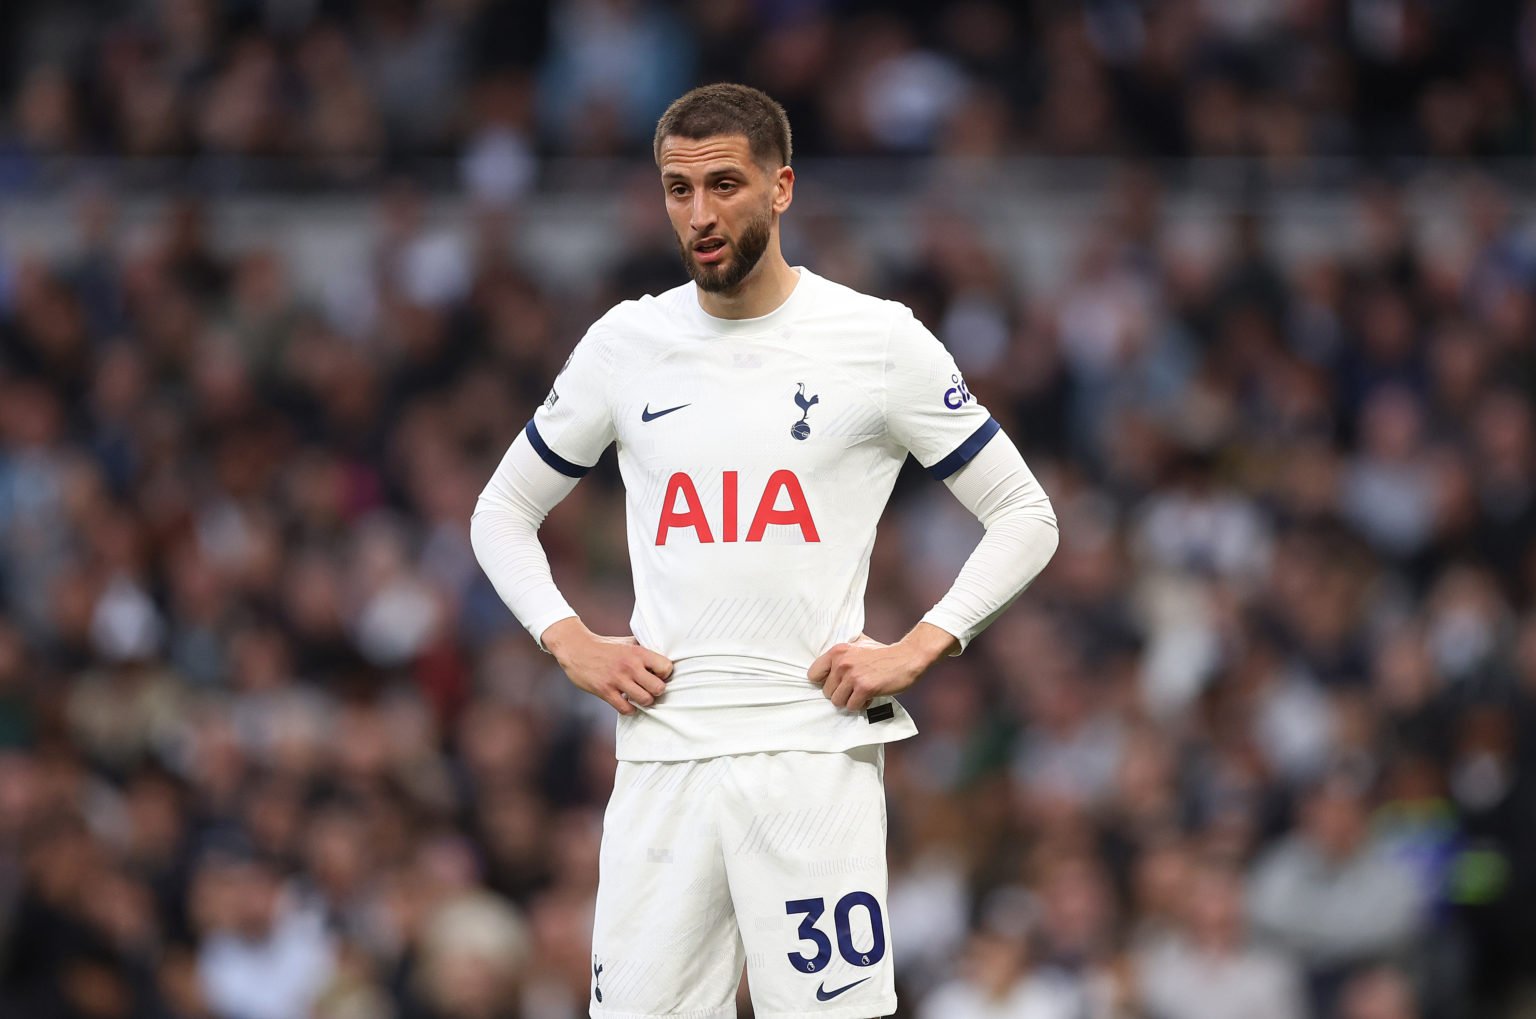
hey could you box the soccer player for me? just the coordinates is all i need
[471,83,1058,1019]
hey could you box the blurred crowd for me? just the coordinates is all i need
[4,155,1536,1019]
[7,0,1536,193]
[1,3,1536,1019]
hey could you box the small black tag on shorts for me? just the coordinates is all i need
[866,703,895,723]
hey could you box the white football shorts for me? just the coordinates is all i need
[588,744,895,1019]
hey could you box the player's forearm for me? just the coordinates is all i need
[470,433,583,649]
[895,621,961,668]
[921,508,1057,652]
[469,501,580,648]
[538,615,590,663]
[923,431,1058,654]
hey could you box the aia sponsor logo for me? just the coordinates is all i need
[656,470,819,545]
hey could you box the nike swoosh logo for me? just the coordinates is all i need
[815,977,870,1001]
[641,403,691,422]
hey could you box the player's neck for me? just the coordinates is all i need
[696,252,800,321]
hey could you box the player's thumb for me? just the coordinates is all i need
[808,646,842,684]
[641,648,674,680]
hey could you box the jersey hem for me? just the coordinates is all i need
[614,725,917,763]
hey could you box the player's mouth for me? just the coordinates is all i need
[693,237,728,264]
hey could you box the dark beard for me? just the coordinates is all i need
[678,209,772,294]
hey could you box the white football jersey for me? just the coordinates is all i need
[528,269,1000,761]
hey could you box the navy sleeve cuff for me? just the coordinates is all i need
[928,417,1001,481]
[524,420,591,478]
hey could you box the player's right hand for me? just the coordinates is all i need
[540,617,673,715]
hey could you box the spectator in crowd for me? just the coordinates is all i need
[918,916,1081,1019]
[1136,859,1306,1019]
[1248,770,1427,1013]
[0,4,1535,1017]
[192,846,337,1019]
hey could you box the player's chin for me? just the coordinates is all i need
[690,248,732,278]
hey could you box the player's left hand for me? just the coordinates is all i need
[808,633,932,712]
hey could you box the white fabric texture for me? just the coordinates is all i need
[590,746,895,1019]
[472,268,1055,762]
[469,432,580,649]
[921,429,1059,653]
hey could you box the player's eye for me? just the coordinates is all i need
[715,181,737,193]
[669,184,689,198]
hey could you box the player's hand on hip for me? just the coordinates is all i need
[807,633,927,712]
[541,617,673,715]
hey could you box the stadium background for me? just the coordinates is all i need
[2,1,1536,1017]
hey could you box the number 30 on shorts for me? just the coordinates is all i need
[784,892,887,973]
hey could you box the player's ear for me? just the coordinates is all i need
[773,165,794,215]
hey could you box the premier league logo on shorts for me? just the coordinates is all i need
[791,383,819,440]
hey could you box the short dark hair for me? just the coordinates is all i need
[653,83,792,169]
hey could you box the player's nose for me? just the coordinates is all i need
[689,192,716,232]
